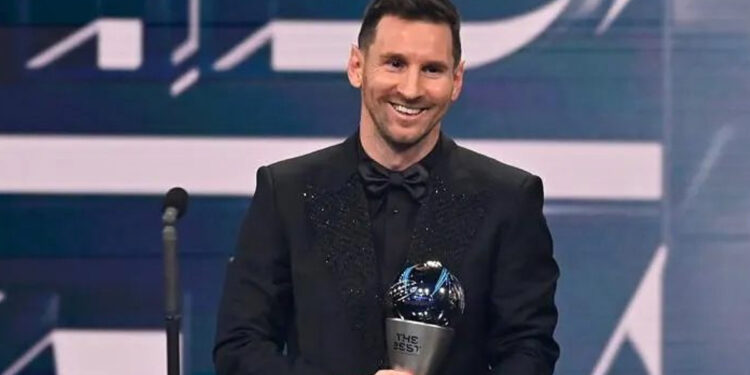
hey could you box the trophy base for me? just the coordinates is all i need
[385,318,454,375]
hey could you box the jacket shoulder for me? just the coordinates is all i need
[450,144,538,194]
[263,140,349,183]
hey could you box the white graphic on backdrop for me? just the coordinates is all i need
[0,135,662,200]
[576,0,635,34]
[1,330,176,375]
[26,19,142,70]
[213,0,570,72]
[23,0,637,96]
[170,0,201,97]
[597,0,635,34]
[591,245,668,375]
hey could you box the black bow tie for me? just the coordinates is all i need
[358,161,429,201]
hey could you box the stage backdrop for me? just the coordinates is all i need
[1,0,748,374]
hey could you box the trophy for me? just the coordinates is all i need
[385,260,465,375]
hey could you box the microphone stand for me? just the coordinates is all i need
[163,208,181,375]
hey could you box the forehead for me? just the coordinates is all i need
[369,15,453,63]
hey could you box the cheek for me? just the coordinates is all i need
[425,80,454,103]
[365,72,400,95]
[363,81,389,101]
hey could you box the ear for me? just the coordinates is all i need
[347,44,364,89]
[450,60,466,101]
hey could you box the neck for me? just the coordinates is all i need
[359,125,440,171]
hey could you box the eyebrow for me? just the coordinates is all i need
[380,53,450,71]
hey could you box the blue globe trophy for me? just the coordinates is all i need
[385,261,465,375]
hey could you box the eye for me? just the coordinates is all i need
[423,65,445,75]
[386,58,404,69]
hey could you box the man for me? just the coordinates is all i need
[214,0,559,374]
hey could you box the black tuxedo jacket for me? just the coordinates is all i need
[214,134,559,375]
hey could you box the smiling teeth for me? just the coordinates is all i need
[392,103,424,115]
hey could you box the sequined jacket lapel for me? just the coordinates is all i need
[406,166,490,277]
[303,135,385,371]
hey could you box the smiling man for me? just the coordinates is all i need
[350,12,462,171]
[214,1,560,374]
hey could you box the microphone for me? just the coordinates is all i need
[162,187,188,225]
[162,186,188,375]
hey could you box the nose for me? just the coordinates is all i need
[397,67,423,100]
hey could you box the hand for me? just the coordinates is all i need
[374,370,412,375]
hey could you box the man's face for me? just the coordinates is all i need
[348,15,464,149]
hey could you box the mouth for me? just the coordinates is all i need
[389,102,427,117]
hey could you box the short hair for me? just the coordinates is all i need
[357,0,462,67]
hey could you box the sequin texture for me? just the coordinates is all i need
[304,176,385,371]
[407,176,489,274]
